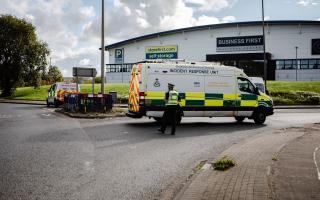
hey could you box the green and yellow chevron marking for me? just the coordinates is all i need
[144,91,271,108]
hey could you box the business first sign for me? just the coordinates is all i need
[216,35,263,52]
[145,45,178,59]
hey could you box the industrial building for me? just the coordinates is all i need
[105,20,320,83]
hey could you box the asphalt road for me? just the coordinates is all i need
[0,103,319,200]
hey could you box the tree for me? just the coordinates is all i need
[47,65,63,84]
[0,15,49,96]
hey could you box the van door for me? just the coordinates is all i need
[48,84,56,103]
[128,64,142,113]
[236,77,258,117]
[204,73,236,117]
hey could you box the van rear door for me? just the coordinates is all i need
[128,64,143,113]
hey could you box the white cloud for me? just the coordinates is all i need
[123,6,132,16]
[184,0,235,11]
[1,0,236,76]
[195,15,220,26]
[136,17,150,28]
[222,15,236,23]
[80,6,95,18]
[0,0,101,76]
[297,0,319,6]
[264,16,271,21]
[25,14,34,21]
[79,58,91,66]
[139,3,147,8]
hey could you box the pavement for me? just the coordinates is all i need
[1,103,320,200]
[173,123,320,200]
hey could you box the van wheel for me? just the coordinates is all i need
[253,111,266,125]
[235,116,245,123]
[54,100,59,108]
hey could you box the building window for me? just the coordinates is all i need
[284,60,293,69]
[309,60,317,69]
[276,59,320,70]
[106,64,134,73]
[316,60,320,69]
[300,60,308,69]
[276,60,284,70]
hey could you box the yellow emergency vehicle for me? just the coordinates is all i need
[126,60,273,124]
[47,83,79,107]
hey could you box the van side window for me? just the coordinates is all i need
[237,77,255,94]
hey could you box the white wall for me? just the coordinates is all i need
[276,69,320,81]
[108,23,320,64]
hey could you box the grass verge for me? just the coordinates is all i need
[211,156,236,171]
[267,81,320,105]
[4,84,129,101]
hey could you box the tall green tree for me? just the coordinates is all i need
[0,15,49,96]
[47,65,63,84]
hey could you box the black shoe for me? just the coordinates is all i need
[171,132,175,135]
[158,128,165,133]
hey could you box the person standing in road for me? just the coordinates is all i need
[158,83,181,135]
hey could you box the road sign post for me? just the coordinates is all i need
[73,67,97,94]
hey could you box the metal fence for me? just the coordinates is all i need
[64,93,113,113]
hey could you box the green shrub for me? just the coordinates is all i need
[211,156,236,171]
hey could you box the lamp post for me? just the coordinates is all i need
[295,46,298,81]
[262,0,267,86]
[101,0,105,94]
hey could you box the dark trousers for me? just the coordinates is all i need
[161,105,179,134]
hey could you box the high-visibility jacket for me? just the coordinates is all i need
[166,90,179,106]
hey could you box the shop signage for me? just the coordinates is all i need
[115,48,124,63]
[312,39,320,55]
[216,35,263,52]
[145,45,178,59]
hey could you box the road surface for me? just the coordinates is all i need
[0,103,319,200]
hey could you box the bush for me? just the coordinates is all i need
[270,91,320,105]
[211,156,236,171]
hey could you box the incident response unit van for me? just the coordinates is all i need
[126,60,273,124]
[47,83,79,107]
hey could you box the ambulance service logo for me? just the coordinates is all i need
[154,78,160,87]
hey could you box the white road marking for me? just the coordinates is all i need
[0,114,12,119]
[314,146,320,181]
[41,113,51,117]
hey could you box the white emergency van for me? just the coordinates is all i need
[47,83,79,107]
[126,60,273,124]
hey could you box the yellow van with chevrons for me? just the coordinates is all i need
[126,60,273,124]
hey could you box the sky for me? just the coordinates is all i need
[1,0,320,77]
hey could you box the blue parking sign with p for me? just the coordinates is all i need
[115,48,124,63]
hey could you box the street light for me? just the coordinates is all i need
[295,46,298,81]
[262,0,267,86]
[101,0,105,94]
